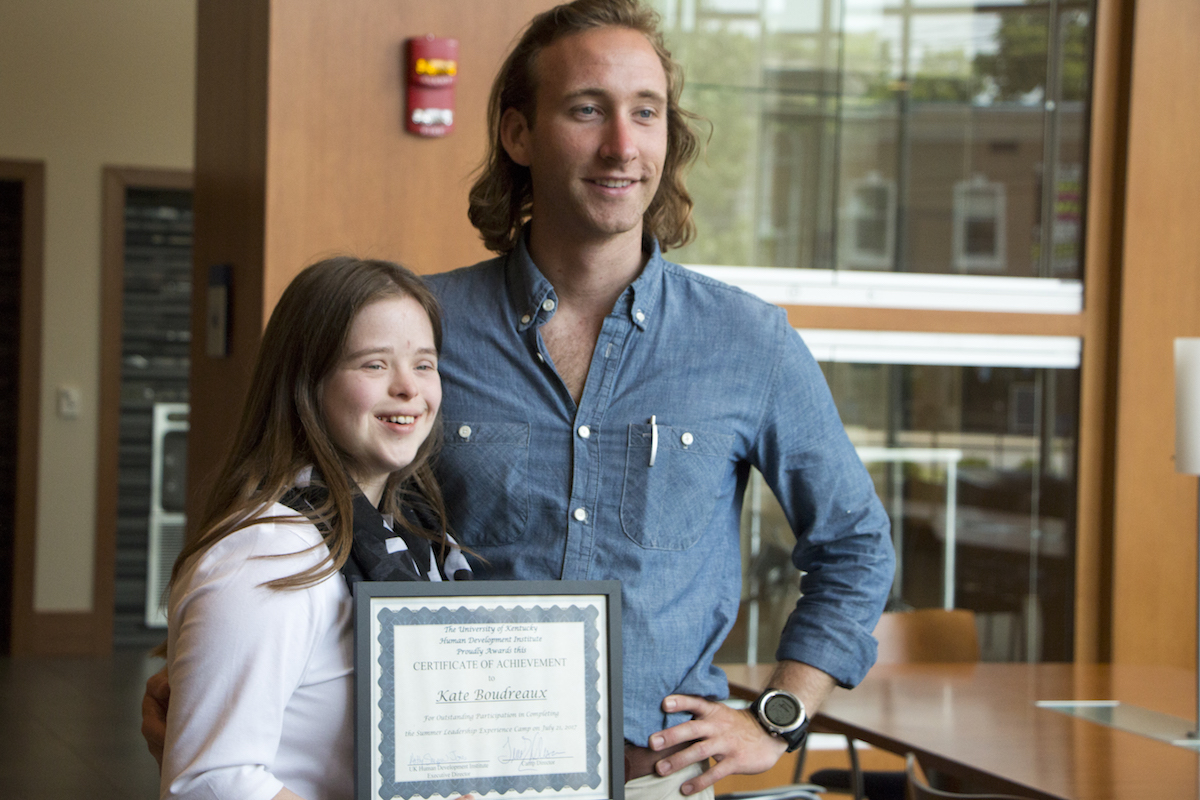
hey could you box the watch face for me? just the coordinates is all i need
[763,693,801,727]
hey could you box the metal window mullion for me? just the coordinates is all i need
[1037,0,1064,278]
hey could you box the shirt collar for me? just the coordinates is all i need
[503,228,665,333]
[505,231,558,333]
[624,238,664,331]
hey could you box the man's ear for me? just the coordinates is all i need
[499,108,533,167]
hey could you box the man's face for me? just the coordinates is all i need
[501,26,669,248]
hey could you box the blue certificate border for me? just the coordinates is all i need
[354,581,623,800]
[379,605,598,798]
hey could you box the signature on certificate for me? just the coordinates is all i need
[498,733,566,771]
[408,751,471,768]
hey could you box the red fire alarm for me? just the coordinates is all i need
[405,35,458,137]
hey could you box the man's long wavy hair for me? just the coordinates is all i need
[468,0,702,254]
[170,257,451,591]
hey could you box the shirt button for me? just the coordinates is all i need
[578,425,591,439]
[573,507,587,522]
[635,310,646,323]
[458,425,472,440]
[520,314,532,325]
[542,298,556,312]
[537,353,545,363]
[681,432,694,446]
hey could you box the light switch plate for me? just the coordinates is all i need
[57,385,80,420]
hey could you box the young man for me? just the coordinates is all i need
[427,1,893,798]
[143,2,894,797]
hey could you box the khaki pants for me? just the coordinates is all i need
[625,763,714,800]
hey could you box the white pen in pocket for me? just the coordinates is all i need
[649,415,659,467]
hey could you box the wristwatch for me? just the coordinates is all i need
[750,687,809,752]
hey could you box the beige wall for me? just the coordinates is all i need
[0,1,196,611]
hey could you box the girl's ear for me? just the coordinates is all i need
[500,108,533,167]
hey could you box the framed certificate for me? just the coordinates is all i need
[355,580,624,800]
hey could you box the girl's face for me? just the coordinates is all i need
[319,294,441,506]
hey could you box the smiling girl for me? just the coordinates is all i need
[160,257,469,800]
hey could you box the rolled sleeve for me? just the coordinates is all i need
[754,322,895,687]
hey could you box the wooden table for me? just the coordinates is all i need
[724,662,1199,799]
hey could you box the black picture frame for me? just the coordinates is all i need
[354,580,624,800]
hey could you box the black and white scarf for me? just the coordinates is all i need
[280,467,471,587]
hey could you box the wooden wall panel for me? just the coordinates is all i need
[1071,0,1135,664]
[186,0,272,525]
[262,0,559,307]
[781,306,1083,337]
[187,0,557,523]
[1111,0,1200,669]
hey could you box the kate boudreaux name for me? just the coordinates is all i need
[437,686,549,703]
[412,657,567,671]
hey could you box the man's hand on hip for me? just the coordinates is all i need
[647,661,837,795]
[647,694,787,795]
[142,666,170,769]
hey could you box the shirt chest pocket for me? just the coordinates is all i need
[621,423,734,551]
[438,421,530,546]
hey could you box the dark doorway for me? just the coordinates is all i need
[0,179,21,654]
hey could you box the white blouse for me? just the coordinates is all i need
[162,492,470,800]
[162,504,355,800]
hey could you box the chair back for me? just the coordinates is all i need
[905,754,1034,800]
[875,609,980,664]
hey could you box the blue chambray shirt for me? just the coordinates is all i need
[427,235,894,747]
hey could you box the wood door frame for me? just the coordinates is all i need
[1,159,45,656]
[93,166,193,655]
[1069,0,1136,665]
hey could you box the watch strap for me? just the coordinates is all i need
[780,722,809,752]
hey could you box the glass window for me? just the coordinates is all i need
[953,177,1006,272]
[652,0,1094,666]
[843,173,895,268]
[720,341,1079,665]
[654,0,1093,281]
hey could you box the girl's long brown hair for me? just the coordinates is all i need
[170,256,450,590]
